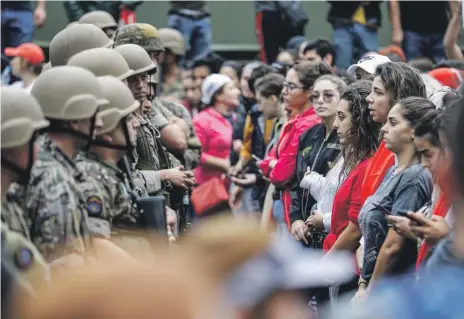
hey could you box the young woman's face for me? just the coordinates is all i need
[256,90,280,119]
[220,66,240,89]
[382,103,415,154]
[310,80,341,120]
[366,76,391,124]
[414,135,443,178]
[333,99,353,146]
[282,68,310,115]
[217,81,241,109]
[240,67,254,98]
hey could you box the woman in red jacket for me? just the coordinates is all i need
[259,61,332,229]
[323,81,382,300]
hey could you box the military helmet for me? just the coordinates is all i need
[49,24,113,67]
[78,10,117,30]
[67,48,134,81]
[113,23,164,52]
[30,66,108,121]
[96,76,140,135]
[114,44,156,75]
[41,61,52,74]
[158,28,185,56]
[1,87,50,148]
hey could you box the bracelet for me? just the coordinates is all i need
[358,280,368,287]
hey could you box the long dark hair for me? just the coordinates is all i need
[340,80,382,175]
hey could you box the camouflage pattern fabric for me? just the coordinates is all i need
[25,135,91,263]
[114,23,164,51]
[2,192,30,239]
[76,151,139,238]
[160,72,185,100]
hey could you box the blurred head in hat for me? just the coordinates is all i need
[226,231,354,319]
[201,73,241,110]
[347,54,391,81]
[4,43,45,91]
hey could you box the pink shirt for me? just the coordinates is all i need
[193,107,232,184]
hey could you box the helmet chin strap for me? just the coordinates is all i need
[89,118,134,153]
[1,138,36,184]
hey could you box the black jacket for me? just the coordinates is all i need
[327,1,382,28]
[289,124,341,225]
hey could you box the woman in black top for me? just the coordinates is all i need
[290,75,347,245]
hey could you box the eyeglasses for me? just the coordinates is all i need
[283,82,305,91]
[310,92,335,104]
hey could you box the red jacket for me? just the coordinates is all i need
[259,107,321,227]
[324,159,371,252]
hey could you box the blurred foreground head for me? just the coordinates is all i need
[11,216,271,319]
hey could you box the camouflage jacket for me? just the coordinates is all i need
[2,196,30,240]
[26,135,91,262]
[152,98,200,169]
[76,151,139,237]
[160,72,185,100]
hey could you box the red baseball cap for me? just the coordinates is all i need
[4,43,45,65]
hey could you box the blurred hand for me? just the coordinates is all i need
[386,215,417,240]
[409,212,451,246]
[229,163,242,177]
[229,185,243,210]
[306,210,324,231]
[231,174,257,188]
[34,6,46,27]
[291,220,309,244]
[233,140,243,153]
[166,206,177,240]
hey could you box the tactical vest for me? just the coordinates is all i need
[135,114,173,171]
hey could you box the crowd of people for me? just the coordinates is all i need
[2,1,464,319]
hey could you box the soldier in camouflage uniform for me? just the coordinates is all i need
[158,28,185,100]
[1,88,49,288]
[26,66,107,264]
[66,47,162,195]
[114,23,201,169]
[113,43,195,195]
[49,23,113,67]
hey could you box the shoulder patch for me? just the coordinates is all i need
[15,247,34,269]
[87,196,103,216]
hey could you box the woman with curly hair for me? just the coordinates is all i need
[322,81,382,301]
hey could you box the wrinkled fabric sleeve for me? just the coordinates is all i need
[28,179,87,263]
[259,146,277,177]
[268,129,300,186]
[239,116,253,161]
[348,163,369,226]
[305,172,327,202]
[193,117,211,165]
[136,170,162,195]
[289,184,304,224]
[391,170,433,217]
